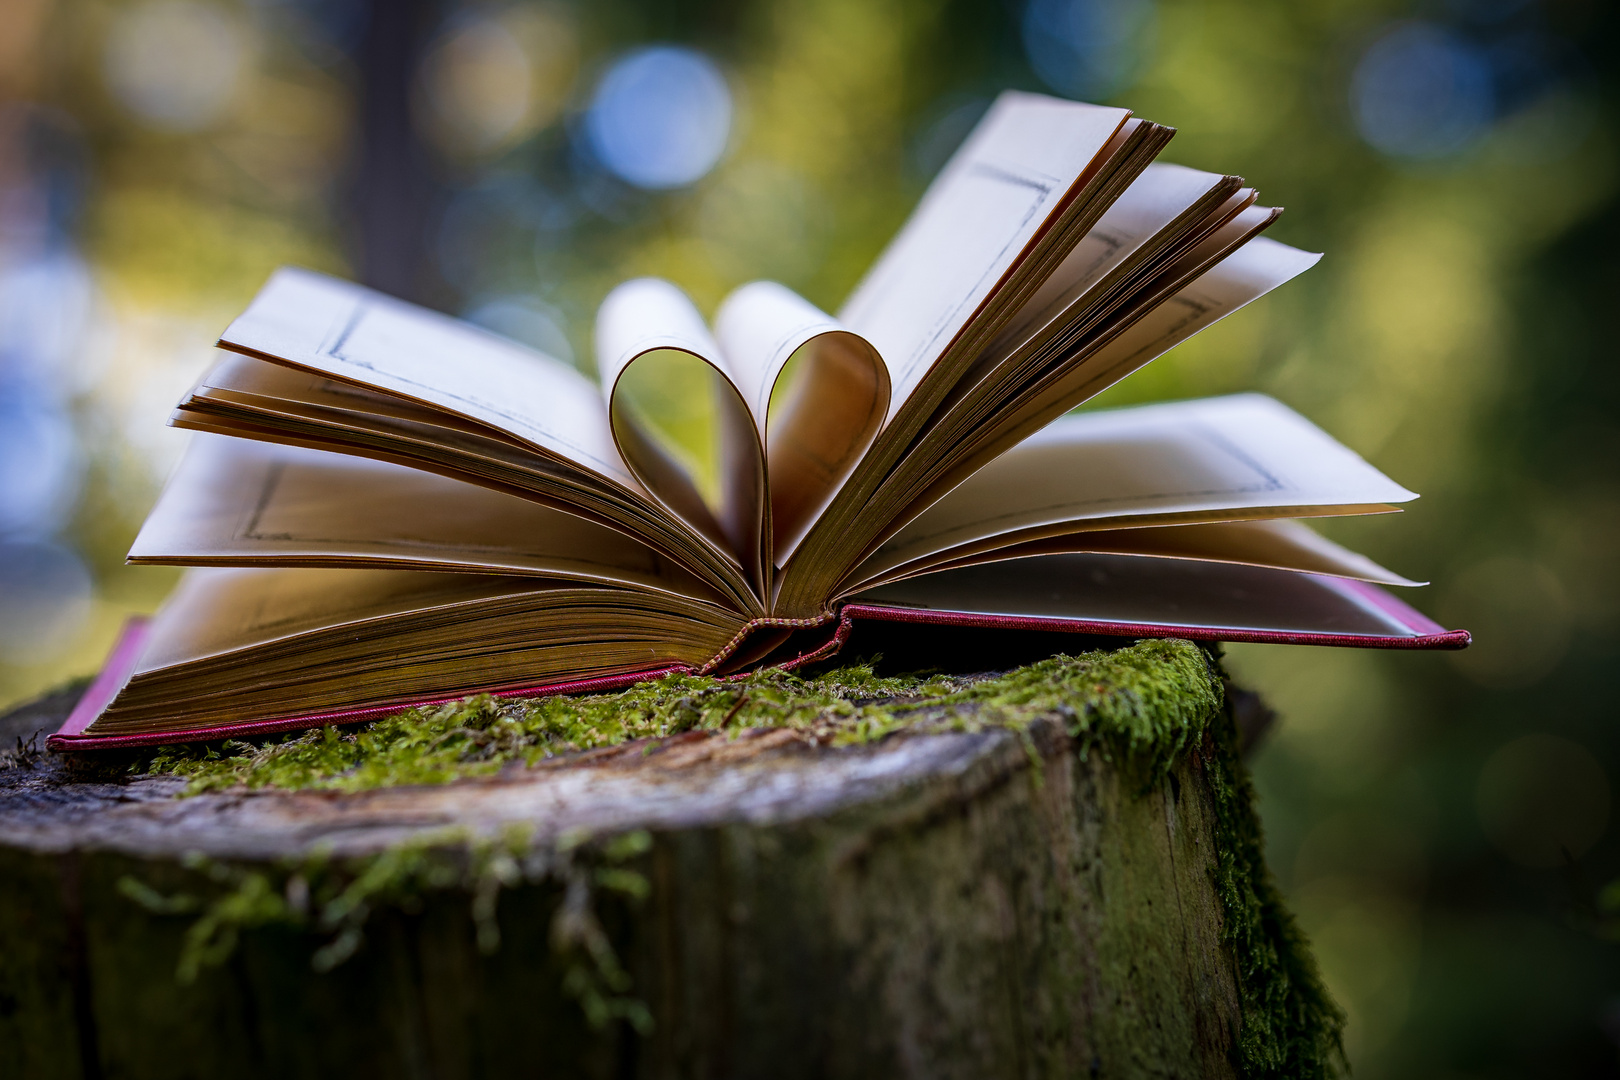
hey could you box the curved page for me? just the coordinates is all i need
[852,552,1443,642]
[596,278,762,587]
[220,268,632,487]
[872,202,1287,547]
[92,566,744,735]
[974,163,1247,393]
[714,281,889,563]
[880,234,1324,546]
[848,516,1419,593]
[835,175,1267,580]
[855,394,1415,584]
[597,279,893,580]
[777,95,1169,616]
[130,435,724,603]
[170,351,762,614]
[839,92,1132,416]
[942,236,1324,493]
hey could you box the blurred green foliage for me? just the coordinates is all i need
[3,0,1617,1074]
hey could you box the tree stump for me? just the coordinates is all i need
[0,636,1341,1079]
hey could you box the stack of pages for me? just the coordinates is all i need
[52,91,1466,750]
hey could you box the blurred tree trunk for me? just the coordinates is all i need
[353,0,442,304]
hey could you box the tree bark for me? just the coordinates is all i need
[0,660,1328,1079]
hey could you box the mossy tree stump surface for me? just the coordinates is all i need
[0,639,1342,1079]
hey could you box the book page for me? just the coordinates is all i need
[713,281,890,563]
[595,278,895,575]
[181,352,626,499]
[838,91,1132,418]
[187,351,511,440]
[774,94,1172,617]
[867,169,1256,531]
[220,267,635,488]
[851,552,1436,640]
[595,276,731,390]
[101,565,744,732]
[595,277,763,584]
[856,394,1414,582]
[849,517,1419,592]
[977,236,1321,461]
[130,567,538,676]
[176,349,764,615]
[130,435,721,602]
[984,163,1244,369]
[131,567,739,678]
[892,235,1322,526]
[969,200,1284,444]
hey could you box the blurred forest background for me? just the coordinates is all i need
[0,0,1615,1073]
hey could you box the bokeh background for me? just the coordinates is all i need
[0,0,1615,1073]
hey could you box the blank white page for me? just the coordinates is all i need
[864,394,1416,575]
[220,268,634,487]
[838,92,1130,418]
[854,553,1432,639]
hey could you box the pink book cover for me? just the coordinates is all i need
[46,575,1468,752]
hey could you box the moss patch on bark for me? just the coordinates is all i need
[139,638,1221,794]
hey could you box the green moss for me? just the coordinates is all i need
[141,638,1222,795]
[1202,665,1348,1079]
[121,638,1344,1074]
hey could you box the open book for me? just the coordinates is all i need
[52,91,1466,750]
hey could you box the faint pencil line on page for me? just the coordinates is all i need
[323,301,367,360]
[241,461,288,540]
[320,314,631,483]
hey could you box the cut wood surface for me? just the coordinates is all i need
[0,637,1341,1080]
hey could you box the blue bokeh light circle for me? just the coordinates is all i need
[1021,0,1154,102]
[584,46,732,190]
[0,538,92,663]
[1352,22,1496,160]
